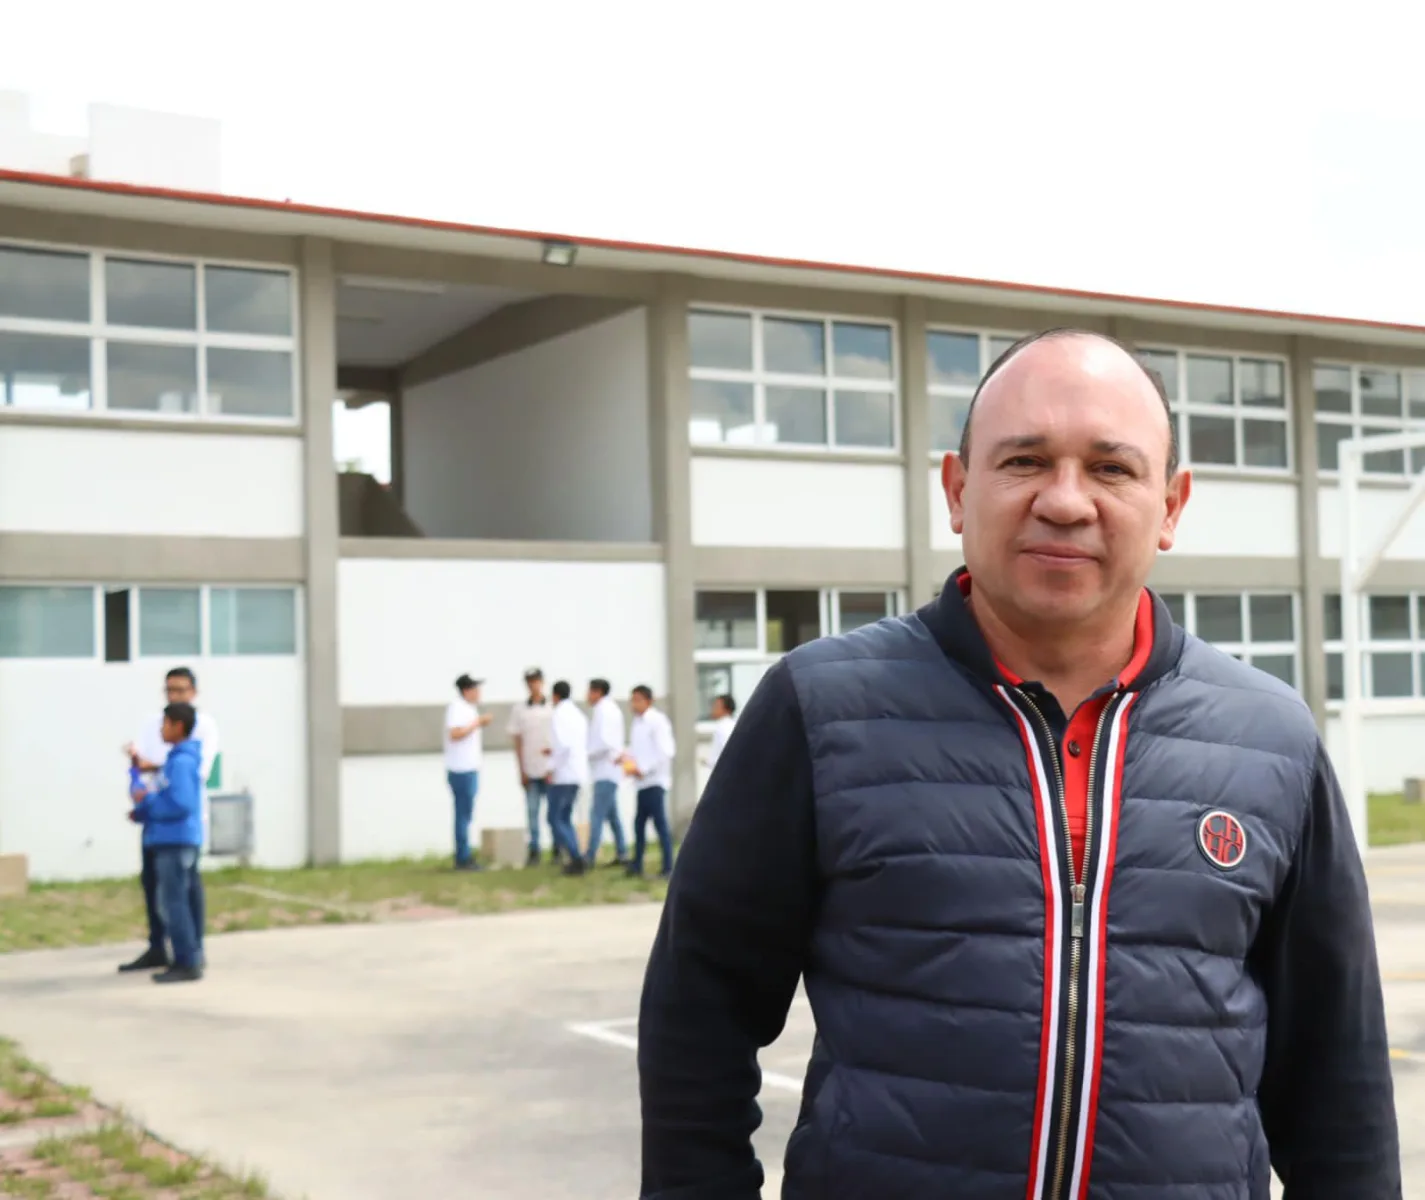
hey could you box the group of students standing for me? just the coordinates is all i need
[445,667,724,878]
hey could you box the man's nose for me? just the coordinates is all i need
[1031,462,1096,524]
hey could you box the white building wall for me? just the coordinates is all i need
[340,750,642,864]
[692,458,905,549]
[929,470,1299,557]
[401,309,653,543]
[0,426,304,538]
[337,555,666,860]
[338,557,667,707]
[0,655,307,880]
[1324,711,1425,795]
[1318,483,1425,560]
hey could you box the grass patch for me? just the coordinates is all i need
[0,853,670,955]
[29,1121,274,1198]
[0,1037,89,1124]
[1370,792,1425,847]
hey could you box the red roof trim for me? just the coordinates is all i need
[2,167,1423,337]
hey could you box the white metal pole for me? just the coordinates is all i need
[1338,443,1369,856]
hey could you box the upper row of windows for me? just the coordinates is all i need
[687,307,1425,477]
[0,244,297,421]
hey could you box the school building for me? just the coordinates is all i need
[4,97,1425,880]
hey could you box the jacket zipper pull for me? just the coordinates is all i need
[1070,884,1086,939]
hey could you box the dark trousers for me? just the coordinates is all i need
[632,785,674,877]
[152,845,202,969]
[143,843,205,962]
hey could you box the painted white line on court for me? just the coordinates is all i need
[566,1020,805,1093]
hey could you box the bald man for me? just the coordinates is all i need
[637,329,1399,1199]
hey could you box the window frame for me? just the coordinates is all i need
[1135,343,1293,474]
[1313,361,1425,481]
[1156,589,1301,688]
[0,236,301,426]
[693,586,904,730]
[1323,590,1425,708]
[924,326,1026,457]
[0,582,301,662]
[687,303,902,454]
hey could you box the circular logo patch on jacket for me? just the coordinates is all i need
[1197,809,1247,870]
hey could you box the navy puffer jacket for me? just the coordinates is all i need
[638,572,1400,1200]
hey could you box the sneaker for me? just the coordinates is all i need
[153,965,203,984]
[118,948,169,973]
[455,860,482,872]
[561,859,587,877]
[525,849,540,868]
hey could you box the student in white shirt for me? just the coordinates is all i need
[444,673,492,871]
[623,684,677,879]
[120,665,221,974]
[584,678,630,867]
[704,693,738,772]
[507,667,557,867]
[543,680,590,877]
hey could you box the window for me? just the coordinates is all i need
[926,329,1021,453]
[687,308,899,450]
[1136,347,1290,470]
[0,584,296,660]
[0,242,298,422]
[0,586,96,659]
[210,587,298,656]
[693,586,903,719]
[1157,590,1299,688]
[1313,363,1425,477]
[1323,592,1425,701]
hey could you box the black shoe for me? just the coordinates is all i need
[562,859,587,877]
[624,864,643,879]
[605,857,630,870]
[455,859,482,872]
[525,849,540,868]
[153,965,202,984]
[118,948,169,973]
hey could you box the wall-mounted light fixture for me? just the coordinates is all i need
[541,239,578,267]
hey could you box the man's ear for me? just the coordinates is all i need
[1158,468,1192,551]
[942,452,967,535]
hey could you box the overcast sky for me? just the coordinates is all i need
[10,0,1425,324]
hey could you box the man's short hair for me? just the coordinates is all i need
[455,673,481,692]
[632,685,654,702]
[163,701,197,737]
[716,693,737,716]
[524,667,543,682]
[166,666,196,687]
[957,328,1180,479]
[589,677,611,697]
[552,679,572,701]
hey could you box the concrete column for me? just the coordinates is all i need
[900,296,934,605]
[1291,338,1328,732]
[647,276,698,834]
[300,238,343,863]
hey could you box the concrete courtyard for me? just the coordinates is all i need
[0,844,1421,1200]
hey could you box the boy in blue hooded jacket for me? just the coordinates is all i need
[129,701,205,983]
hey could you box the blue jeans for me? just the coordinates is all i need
[447,770,478,865]
[524,778,555,855]
[142,843,204,963]
[546,784,583,863]
[632,785,674,877]
[586,779,627,862]
[152,844,201,969]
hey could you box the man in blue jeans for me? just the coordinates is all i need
[444,673,491,870]
[624,684,677,879]
[128,701,205,984]
[584,677,630,868]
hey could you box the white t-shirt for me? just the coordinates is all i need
[588,696,626,784]
[708,714,736,770]
[548,700,590,786]
[136,710,220,787]
[443,698,483,773]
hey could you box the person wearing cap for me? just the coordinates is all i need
[508,667,559,866]
[444,673,491,871]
